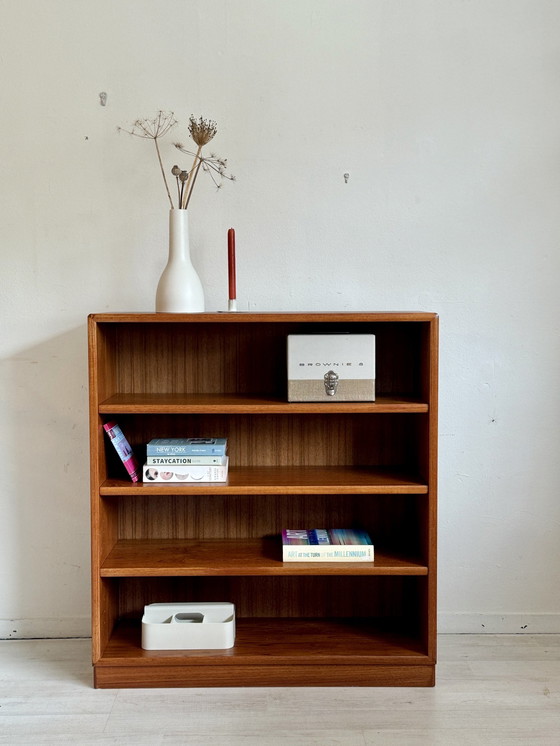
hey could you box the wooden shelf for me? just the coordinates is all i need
[101,466,428,495]
[99,393,429,414]
[101,618,429,664]
[90,311,439,324]
[95,619,434,687]
[100,539,428,577]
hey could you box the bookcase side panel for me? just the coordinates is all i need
[427,317,439,661]
[92,579,119,663]
[89,318,117,662]
[411,318,438,661]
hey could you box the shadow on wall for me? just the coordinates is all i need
[0,324,91,638]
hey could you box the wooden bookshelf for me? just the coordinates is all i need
[99,393,429,413]
[100,539,428,577]
[88,312,438,687]
[100,466,428,495]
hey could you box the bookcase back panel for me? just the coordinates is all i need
[98,321,427,399]
[115,494,424,557]
[114,576,423,623]
[102,414,424,472]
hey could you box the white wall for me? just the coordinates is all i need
[1,0,559,637]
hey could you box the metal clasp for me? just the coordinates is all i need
[324,370,339,396]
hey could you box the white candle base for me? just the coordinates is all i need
[228,299,238,312]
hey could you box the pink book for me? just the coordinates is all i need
[103,421,140,482]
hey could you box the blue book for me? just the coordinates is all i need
[282,528,374,562]
[146,438,227,456]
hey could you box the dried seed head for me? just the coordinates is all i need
[189,116,217,147]
[122,111,177,140]
[179,170,189,182]
[171,165,181,176]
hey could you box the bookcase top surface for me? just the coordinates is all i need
[88,311,438,324]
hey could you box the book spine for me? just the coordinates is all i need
[328,528,372,545]
[142,460,229,483]
[282,545,374,562]
[282,529,312,545]
[146,446,227,456]
[146,455,225,466]
[311,529,330,544]
[103,421,140,482]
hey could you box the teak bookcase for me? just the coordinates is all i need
[88,312,438,688]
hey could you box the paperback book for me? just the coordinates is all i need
[146,455,226,466]
[147,438,227,456]
[143,457,229,483]
[282,529,374,562]
[103,421,140,482]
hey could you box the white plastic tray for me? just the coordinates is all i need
[141,602,235,650]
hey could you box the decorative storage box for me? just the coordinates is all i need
[287,334,375,402]
[141,603,235,650]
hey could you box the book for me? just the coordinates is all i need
[103,421,140,482]
[282,529,374,562]
[146,438,227,456]
[146,455,226,466]
[142,457,229,483]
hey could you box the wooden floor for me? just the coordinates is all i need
[0,635,559,744]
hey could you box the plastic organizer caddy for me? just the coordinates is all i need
[141,602,236,650]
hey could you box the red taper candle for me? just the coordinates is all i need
[228,228,237,309]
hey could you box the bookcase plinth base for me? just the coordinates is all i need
[94,663,435,688]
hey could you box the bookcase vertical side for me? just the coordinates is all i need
[423,316,439,662]
[88,316,118,663]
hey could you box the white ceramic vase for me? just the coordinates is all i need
[155,209,205,312]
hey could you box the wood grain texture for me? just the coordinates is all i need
[100,413,425,472]
[114,574,423,621]
[88,312,438,687]
[89,312,439,323]
[101,466,428,495]
[99,393,429,413]
[112,493,425,564]
[98,618,429,666]
[94,664,435,688]
[90,316,431,399]
[100,539,428,577]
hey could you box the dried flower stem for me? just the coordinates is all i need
[118,111,178,208]
[154,138,174,209]
[181,145,203,208]
[183,158,203,210]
